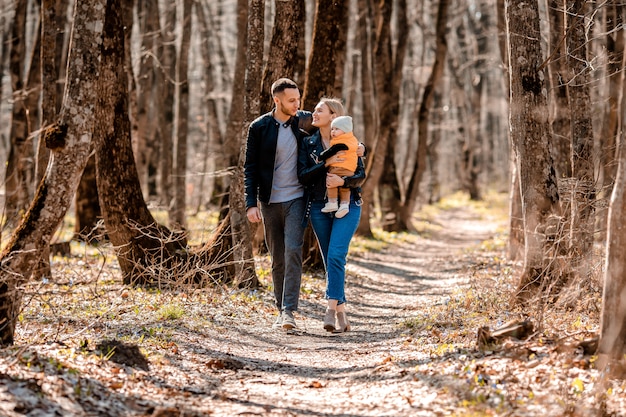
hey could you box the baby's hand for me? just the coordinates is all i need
[326,151,346,166]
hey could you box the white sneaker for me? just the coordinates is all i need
[335,203,349,218]
[282,310,297,330]
[321,202,338,213]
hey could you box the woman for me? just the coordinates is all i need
[298,98,366,333]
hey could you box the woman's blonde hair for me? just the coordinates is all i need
[319,97,345,117]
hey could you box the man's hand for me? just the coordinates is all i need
[247,207,262,223]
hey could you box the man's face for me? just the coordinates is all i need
[274,88,301,118]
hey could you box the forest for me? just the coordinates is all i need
[0,0,624,415]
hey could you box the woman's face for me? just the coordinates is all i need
[311,102,335,128]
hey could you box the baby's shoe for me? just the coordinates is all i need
[321,201,338,213]
[335,203,350,218]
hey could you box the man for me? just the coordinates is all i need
[244,78,309,330]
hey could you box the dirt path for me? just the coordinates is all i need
[189,207,503,416]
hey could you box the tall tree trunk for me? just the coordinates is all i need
[598,84,626,367]
[301,0,349,111]
[400,0,448,229]
[94,0,186,287]
[170,0,192,229]
[5,0,34,229]
[358,0,392,234]
[355,0,377,237]
[259,0,305,114]
[378,0,409,233]
[39,0,63,182]
[598,4,624,231]
[158,1,176,211]
[0,0,107,345]
[229,0,264,287]
[565,0,595,281]
[213,0,247,269]
[506,0,564,302]
[134,0,161,199]
[194,0,223,212]
[546,0,572,180]
[496,0,523,260]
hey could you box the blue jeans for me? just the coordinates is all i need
[260,198,305,312]
[309,199,361,304]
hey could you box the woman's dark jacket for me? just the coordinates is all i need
[297,130,366,206]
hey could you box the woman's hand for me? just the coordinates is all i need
[325,151,346,167]
[326,173,345,188]
[357,143,365,157]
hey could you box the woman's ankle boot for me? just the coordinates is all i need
[335,311,351,333]
[323,309,336,332]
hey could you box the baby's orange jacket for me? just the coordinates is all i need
[329,132,359,172]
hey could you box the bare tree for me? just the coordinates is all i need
[505,0,564,302]
[4,0,35,229]
[228,0,265,287]
[0,0,107,345]
[260,0,305,114]
[564,0,595,280]
[399,0,448,230]
[598,3,624,229]
[94,0,190,286]
[301,0,349,111]
[598,67,626,366]
[354,0,377,237]
[135,0,161,198]
[158,1,176,211]
[169,0,193,230]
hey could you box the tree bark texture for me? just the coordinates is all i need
[194,1,223,212]
[0,0,107,345]
[302,0,349,112]
[134,0,161,199]
[546,0,572,180]
[354,0,377,237]
[5,0,34,228]
[506,0,564,302]
[565,0,595,276]
[170,0,192,230]
[229,0,265,288]
[260,0,305,114]
[94,0,187,287]
[400,0,447,230]
[598,4,624,230]
[74,155,102,242]
[599,118,626,364]
[158,1,176,210]
[358,0,392,234]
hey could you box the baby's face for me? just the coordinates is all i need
[331,127,345,138]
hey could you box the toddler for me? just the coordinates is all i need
[321,116,359,218]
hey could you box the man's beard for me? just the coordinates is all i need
[279,102,296,116]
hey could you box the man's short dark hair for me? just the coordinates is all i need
[271,78,298,96]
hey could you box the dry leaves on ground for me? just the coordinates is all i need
[0,192,623,416]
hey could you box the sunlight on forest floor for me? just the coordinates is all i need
[0,190,620,416]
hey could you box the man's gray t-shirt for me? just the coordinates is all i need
[270,121,304,203]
